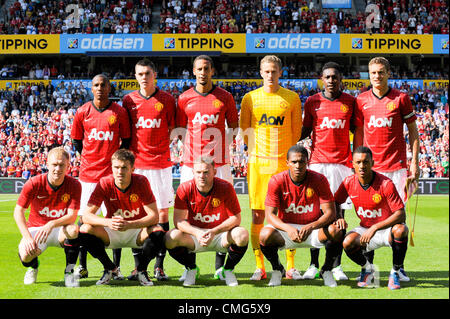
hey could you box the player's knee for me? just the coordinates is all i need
[259,227,275,246]
[232,227,249,247]
[79,223,93,234]
[343,232,359,251]
[64,224,79,239]
[165,229,182,249]
[392,224,408,239]
[327,223,344,242]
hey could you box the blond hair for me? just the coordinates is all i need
[48,146,70,162]
[260,55,282,71]
[193,155,215,168]
[368,57,390,72]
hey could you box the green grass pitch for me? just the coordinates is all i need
[0,193,448,300]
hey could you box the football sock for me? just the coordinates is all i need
[392,236,408,271]
[112,248,122,268]
[260,243,284,272]
[286,249,296,270]
[21,256,39,269]
[63,238,80,272]
[132,248,143,269]
[332,229,345,268]
[215,252,227,270]
[139,231,165,272]
[78,246,88,269]
[224,244,248,270]
[251,223,265,270]
[167,246,196,270]
[310,248,320,267]
[344,246,367,267]
[363,250,374,264]
[78,233,115,271]
[322,240,340,271]
[154,222,169,269]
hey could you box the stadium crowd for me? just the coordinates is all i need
[0,0,448,35]
[0,76,448,180]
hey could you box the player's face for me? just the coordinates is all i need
[322,68,341,95]
[91,76,111,101]
[135,65,156,91]
[260,62,282,89]
[369,63,389,91]
[112,159,134,188]
[46,153,69,186]
[287,152,308,182]
[353,152,374,182]
[193,59,214,86]
[193,162,216,190]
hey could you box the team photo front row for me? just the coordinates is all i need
[15,145,409,290]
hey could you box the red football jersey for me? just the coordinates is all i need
[17,174,81,228]
[174,177,241,229]
[123,89,176,169]
[265,170,334,225]
[303,92,356,166]
[88,173,156,221]
[176,86,238,167]
[71,101,131,183]
[334,172,405,228]
[354,88,417,172]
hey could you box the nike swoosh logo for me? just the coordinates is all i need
[110,198,117,201]
[283,192,290,195]
[363,105,372,110]
[84,118,92,121]
[37,195,47,199]
[350,195,358,198]
[190,201,196,205]
[314,108,320,111]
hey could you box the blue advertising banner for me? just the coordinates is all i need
[246,33,340,53]
[322,0,352,9]
[433,34,449,54]
[60,34,152,53]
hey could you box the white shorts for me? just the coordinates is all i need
[377,169,407,203]
[79,181,106,216]
[309,163,353,210]
[104,227,142,249]
[189,231,228,254]
[134,167,175,209]
[19,226,63,253]
[267,224,324,250]
[180,164,233,185]
[350,226,393,252]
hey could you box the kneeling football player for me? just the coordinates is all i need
[14,147,82,287]
[259,145,344,287]
[334,146,408,290]
[79,149,164,286]
[165,156,248,287]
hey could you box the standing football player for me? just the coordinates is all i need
[334,146,408,290]
[165,156,248,287]
[14,147,82,287]
[298,62,360,281]
[122,59,176,281]
[239,55,302,280]
[79,149,164,286]
[259,144,344,287]
[353,57,419,281]
[176,55,239,280]
[71,74,131,280]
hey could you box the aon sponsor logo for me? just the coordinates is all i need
[357,207,382,218]
[320,117,346,129]
[88,128,114,141]
[285,203,314,214]
[39,207,67,218]
[258,114,285,126]
[114,208,140,219]
[136,116,161,128]
[192,112,219,125]
[368,116,393,128]
[193,212,220,223]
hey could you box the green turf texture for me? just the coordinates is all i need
[0,194,448,299]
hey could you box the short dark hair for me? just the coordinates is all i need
[287,144,309,160]
[136,58,156,72]
[353,146,373,160]
[322,62,341,75]
[193,55,214,69]
[111,149,135,166]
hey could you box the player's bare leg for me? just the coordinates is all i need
[250,209,266,280]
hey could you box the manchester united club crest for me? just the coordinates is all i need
[155,102,164,112]
[213,99,224,109]
[108,115,117,125]
[372,193,382,204]
[211,198,221,208]
[306,188,315,198]
[61,193,70,203]
[279,101,289,109]
[340,104,349,113]
[130,194,139,203]
[386,102,397,111]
